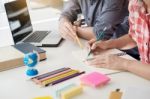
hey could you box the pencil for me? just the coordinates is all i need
[41,70,79,86]
[75,35,83,49]
[48,71,85,86]
[87,27,107,58]
[31,67,70,80]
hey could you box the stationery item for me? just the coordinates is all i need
[56,84,76,97]
[122,87,150,99]
[32,67,70,80]
[49,71,85,86]
[13,42,46,61]
[75,35,83,49]
[80,72,110,87]
[61,85,83,99]
[0,46,24,72]
[33,68,72,84]
[109,89,122,99]
[87,27,107,58]
[33,96,53,99]
[31,68,85,87]
[42,70,79,86]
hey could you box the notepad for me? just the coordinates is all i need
[80,72,110,87]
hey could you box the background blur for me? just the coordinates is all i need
[0,0,68,47]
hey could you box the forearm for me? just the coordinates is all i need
[108,34,137,49]
[76,27,96,40]
[123,60,150,80]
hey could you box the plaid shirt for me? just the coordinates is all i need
[129,0,150,63]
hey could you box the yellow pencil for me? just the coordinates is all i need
[75,35,83,49]
[41,70,79,86]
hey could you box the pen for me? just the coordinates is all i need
[87,27,107,58]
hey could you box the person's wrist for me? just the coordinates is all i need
[106,39,116,49]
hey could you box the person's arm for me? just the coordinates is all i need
[60,0,81,23]
[93,0,128,40]
[90,34,137,51]
[76,27,96,40]
[125,59,150,80]
[59,0,81,41]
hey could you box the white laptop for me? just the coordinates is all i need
[4,0,63,47]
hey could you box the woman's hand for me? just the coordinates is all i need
[87,39,113,55]
[86,54,128,70]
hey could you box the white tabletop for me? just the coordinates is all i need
[0,7,150,99]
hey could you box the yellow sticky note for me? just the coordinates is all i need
[33,96,53,99]
[61,85,83,99]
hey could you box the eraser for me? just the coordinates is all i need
[80,72,110,87]
[56,84,76,97]
[33,96,53,99]
[61,85,83,99]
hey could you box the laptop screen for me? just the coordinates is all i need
[5,0,33,43]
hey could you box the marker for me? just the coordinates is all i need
[87,27,107,58]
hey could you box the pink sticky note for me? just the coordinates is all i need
[80,72,110,87]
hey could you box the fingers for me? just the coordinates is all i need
[59,20,77,41]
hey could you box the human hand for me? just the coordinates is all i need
[86,54,128,70]
[87,39,110,55]
[59,18,77,41]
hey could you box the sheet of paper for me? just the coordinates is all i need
[72,48,136,62]
[72,48,95,61]
[122,87,150,99]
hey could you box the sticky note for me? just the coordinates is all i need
[80,72,110,87]
[56,84,76,97]
[109,89,122,99]
[33,96,53,99]
[61,85,83,99]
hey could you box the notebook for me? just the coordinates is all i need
[4,0,63,47]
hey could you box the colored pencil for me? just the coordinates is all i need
[39,69,72,83]
[49,71,85,86]
[31,67,70,80]
[41,70,79,86]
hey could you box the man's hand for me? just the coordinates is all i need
[59,18,77,41]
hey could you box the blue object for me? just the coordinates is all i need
[24,52,39,76]
[24,52,38,67]
[26,69,38,76]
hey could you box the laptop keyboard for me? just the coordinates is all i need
[24,31,49,43]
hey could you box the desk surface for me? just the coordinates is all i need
[0,7,150,99]
[0,39,149,99]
